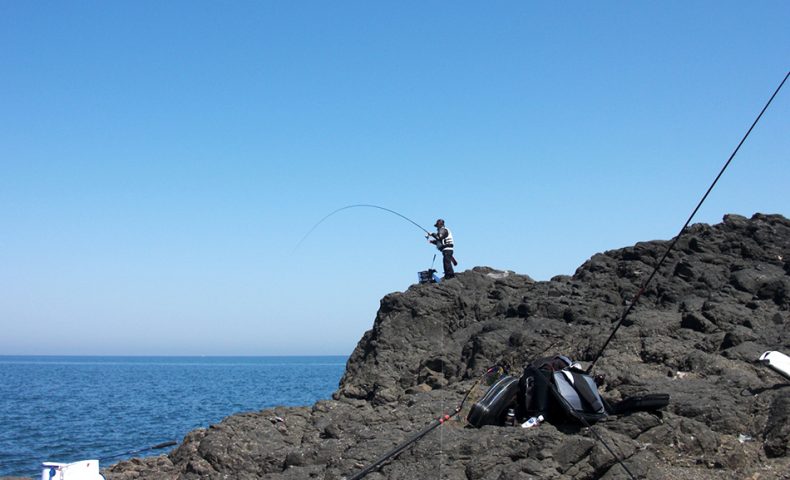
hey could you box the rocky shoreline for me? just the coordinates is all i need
[10,213,790,479]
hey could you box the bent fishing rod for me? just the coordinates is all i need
[293,204,431,253]
[587,70,789,373]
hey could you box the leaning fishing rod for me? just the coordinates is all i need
[346,412,455,480]
[587,70,789,373]
[293,204,431,253]
[344,366,500,480]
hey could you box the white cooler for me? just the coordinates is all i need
[40,460,103,480]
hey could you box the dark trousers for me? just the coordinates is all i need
[442,250,455,278]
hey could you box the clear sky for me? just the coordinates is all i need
[1,1,788,356]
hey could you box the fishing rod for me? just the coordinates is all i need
[587,70,789,373]
[98,440,178,462]
[345,366,500,480]
[293,204,431,253]
[346,70,787,478]
[347,412,455,480]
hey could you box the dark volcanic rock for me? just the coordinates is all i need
[101,213,790,480]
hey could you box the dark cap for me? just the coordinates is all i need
[434,218,444,227]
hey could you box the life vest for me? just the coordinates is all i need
[437,227,454,251]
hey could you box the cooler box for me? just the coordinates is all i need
[41,460,103,480]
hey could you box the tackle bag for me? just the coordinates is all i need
[466,375,520,428]
[468,355,670,429]
[521,356,607,424]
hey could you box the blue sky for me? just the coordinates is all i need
[1,1,788,355]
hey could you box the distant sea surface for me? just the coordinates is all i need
[0,355,347,478]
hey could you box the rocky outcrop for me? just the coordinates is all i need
[105,213,790,479]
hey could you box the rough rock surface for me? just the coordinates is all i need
[70,214,790,478]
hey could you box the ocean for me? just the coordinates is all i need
[0,355,347,478]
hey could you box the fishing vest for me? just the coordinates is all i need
[437,227,454,251]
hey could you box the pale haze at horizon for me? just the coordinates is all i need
[1,2,788,356]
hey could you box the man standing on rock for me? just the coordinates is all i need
[427,218,456,279]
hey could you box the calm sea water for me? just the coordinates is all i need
[0,356,347,478]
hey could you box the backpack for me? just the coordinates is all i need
[521,356,607,424]
[467,355,669,429]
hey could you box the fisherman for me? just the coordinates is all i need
[427,218,455,279]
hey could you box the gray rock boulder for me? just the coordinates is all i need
[103,213,790,479]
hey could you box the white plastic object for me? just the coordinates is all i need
[521,414,544,429]
[40,460,103,480]
[759,351,790,380]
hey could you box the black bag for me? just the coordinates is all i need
[466,375,520,428]
[469,355,670,429]
[521,356,607,424]
[521,356,571,417]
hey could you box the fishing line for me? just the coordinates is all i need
[440,286,447,480]
[293,204,430,253]
[588,70,789,373]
